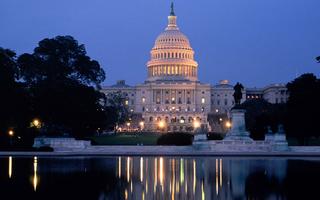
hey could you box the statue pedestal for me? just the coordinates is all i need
[265,125,289,151]
[223,109,253,142]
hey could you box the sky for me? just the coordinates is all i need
[1,0,320,87]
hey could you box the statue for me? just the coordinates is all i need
[233,82,244,106]
[170,2,175,16]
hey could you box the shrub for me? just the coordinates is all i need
[156,132,194,146]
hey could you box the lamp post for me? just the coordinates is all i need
[8,130,14,146]
[158,121,166,132]
[139,121,144,131]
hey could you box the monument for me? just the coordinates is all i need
[223,109,253,141]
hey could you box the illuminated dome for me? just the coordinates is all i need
[147,3,198,82]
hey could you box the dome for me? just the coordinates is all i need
[146,4,198,82]
[153,30,191,50]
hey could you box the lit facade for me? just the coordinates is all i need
[102,6,288,133]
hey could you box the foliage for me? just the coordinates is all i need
[241,99,286,140]
[104,91,129,131]
[157,132,194,145]
[207,132,224,140]
[0,48,32,146]
[17,36,107,138]
[285,73,320,141]
[233,82,244,106]
[91,132,160,145]
[316,56,320,63]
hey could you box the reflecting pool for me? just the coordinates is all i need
[1,156,320,199]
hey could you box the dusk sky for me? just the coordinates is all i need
[1,0,319,87]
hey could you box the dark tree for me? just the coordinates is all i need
[316,56,320,63]
[105,91,129,132]
[233,82,244,106]
[241,99,286,140]
[286,73,320,143]
[17,36,107,138]
[0,48,32,147]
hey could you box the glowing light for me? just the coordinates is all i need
[179,119,185,124]
[225,121,231,128]
[125,100,129,105]
[193,160,196,194]
[118,157,121,178]
[140,157,144,182]
[219,118,223,122]
[158,121,166,129]
[139,121,145,127]
[220,159,222,187]
[193,120,200,129]
[215,109,219,113]
[8,156,12,178]
[216,159,219,195]
[201,97,205,104]
[154,158,157,192]
[8,130,14,136]
[127,157,130,182]
[202,181,205,200]
[125,189,128,200]
[33,156,38,192]
[126,122,131,127]
[180,158,184,184]
[142,97,146,103]
[159,157,164,186]
[32,119,41,128]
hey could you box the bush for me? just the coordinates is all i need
[207,132,224,140]
[156,132,194,146]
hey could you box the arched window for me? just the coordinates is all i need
[149,116,153,122]
[172,52,174,58]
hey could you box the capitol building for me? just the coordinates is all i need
[102,5,288,133]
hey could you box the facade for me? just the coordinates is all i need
[102,6,288,133]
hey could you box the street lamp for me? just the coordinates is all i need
[158,121,166,132]
[126,122,131,132]
[32,119,41,128]
[193,120,201,129]
[226,121,232,129]
[8,130,14,146]
[139,121,144,130]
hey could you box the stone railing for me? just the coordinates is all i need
[33,137,91,151]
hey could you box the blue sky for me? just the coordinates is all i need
[1,0,319,87]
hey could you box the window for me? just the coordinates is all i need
[217,100,220,105]
[224,99,228,106]
[142,97,146,103]
[156,98,160,104]
[187,97,191,104]
[171,97,175,104]
[201,97,205,104]
[125,100,129,105]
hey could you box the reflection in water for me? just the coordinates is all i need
[8,156,12,179]
[114,156,288,199]
[33,156,38,191]
[5,156,320,199]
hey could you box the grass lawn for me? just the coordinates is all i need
[90,132,161,145]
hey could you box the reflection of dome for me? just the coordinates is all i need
[147,4,198,82]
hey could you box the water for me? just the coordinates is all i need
[0,156,319,199]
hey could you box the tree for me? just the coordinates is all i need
[105,91,129,132]
[241,99,286,140]
[233,82,244,106]
[286,73,320,143]
[17,36,107,138]
[0,48,31,147]
[316,56,320,63]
